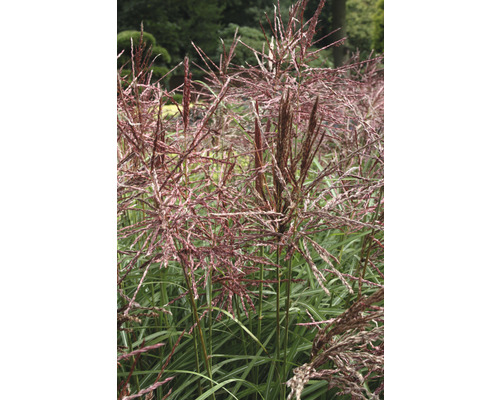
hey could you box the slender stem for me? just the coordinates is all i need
[257,247,265,335]
[255,246,265,397]
[235,297,249,358]
[207,262,213,374]
[357,187,384,300]
[330,230,345,308]
[120,274,141,392]
[192,324,202,396]
[283,254,293,387]
[247,301,257,399]
[150,281,163,399]
[275,246,282,398]
[125,331,141,391]
[182,259,215,400]
[160,267,174,349]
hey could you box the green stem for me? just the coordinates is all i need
[192,325,202,396]
[283,255,293,388]
[275,246,282,398]
[182,261,215,400]
[207,263,213,374]
[235,297,249,359]
[125,331,141,391]
[160,267,173,348]
[150,282,163,399]
[255,246,265,398]
[330,230,345,308]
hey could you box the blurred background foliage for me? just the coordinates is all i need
[371,0,384,53]
[117,0,383,86]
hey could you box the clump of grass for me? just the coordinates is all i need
[117,1,383,399]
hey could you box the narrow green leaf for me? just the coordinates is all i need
[209,307,270,357]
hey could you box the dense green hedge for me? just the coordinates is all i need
[151,45,171,65]
[117,30,171,65]
[117,30,171,84]
[117,30,156,52]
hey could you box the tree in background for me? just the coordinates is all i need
[372,0,384,53]
[331,0,347,66]
[345,0,378,60]
[176,0,224,61]
[117,0,223,70]
[221,0,294,30]
[117,0,380,75]
[117,0,181,57]
[301,0,380,65]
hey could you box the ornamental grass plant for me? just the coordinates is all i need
[117,1,384,399]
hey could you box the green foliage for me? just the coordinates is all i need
[152,45,172,65]
[117,0,380,73]
[150,65,170,83]
[118,0,223,65]
[217,24,266,66]
[372,0,384,53]
[117,30,156,52]
[118,68,132,84]
[221,0,293,29]
[305,48,335,68]
[345,0,378,59]
[117,30,171,84]
[117,0,179,55]
[176,0,224,58]
[166,93,183,105]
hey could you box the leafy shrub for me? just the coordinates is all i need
[305,47,335,68]
[217,23,266,66]
[118,68,132,83]
[149,65,170,83]
[117,30,172,86]
[117,30,156,53]
[165,93,183,104]
[151,45,171,65]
